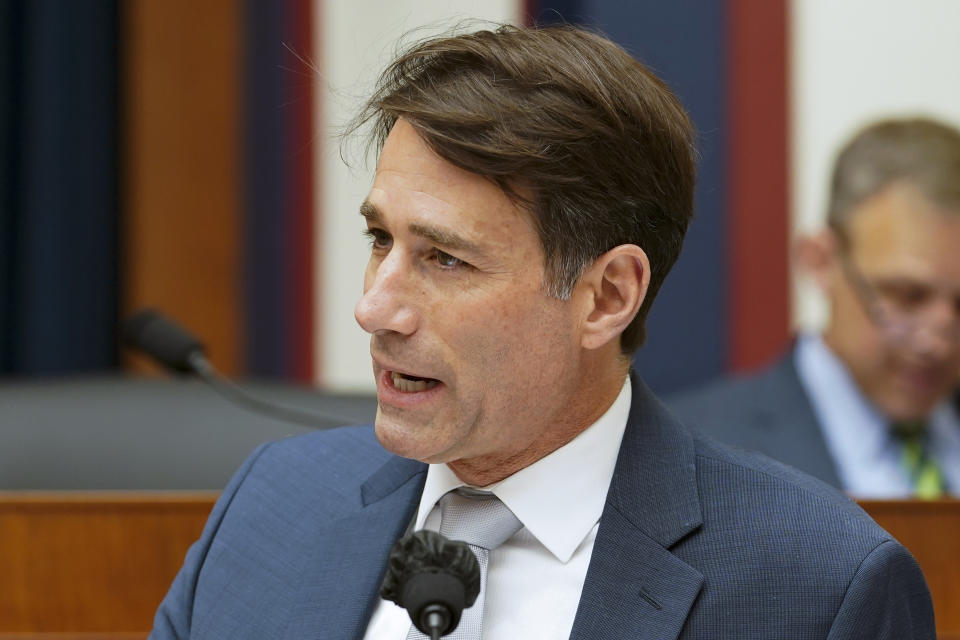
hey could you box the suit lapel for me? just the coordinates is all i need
[280,375,707,639]
[281,455,427,640]
[571,376,704,640]
[749,352,844,488]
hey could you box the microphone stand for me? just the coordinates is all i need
[185,352,356,428]
[123,308,359,429]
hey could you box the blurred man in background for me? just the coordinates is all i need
[671,118,960,498]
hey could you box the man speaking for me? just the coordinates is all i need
[150,24,933,639]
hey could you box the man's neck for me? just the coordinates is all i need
[448,365,629,486]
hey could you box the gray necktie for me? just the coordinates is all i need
[406,488,523,640]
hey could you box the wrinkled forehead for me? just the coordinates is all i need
[366,120,543,257]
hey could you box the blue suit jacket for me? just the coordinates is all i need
[151,377,934,639]
[667,349,844,489]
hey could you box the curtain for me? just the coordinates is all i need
[0,0,118,375]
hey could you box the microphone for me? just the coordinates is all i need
[380,530,481,640]
[123,307,206,373]
[122,308,356,428]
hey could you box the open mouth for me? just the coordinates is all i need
[390,371,441,393]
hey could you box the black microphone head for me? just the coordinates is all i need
[123,308,206,374]
[380,530,480,637]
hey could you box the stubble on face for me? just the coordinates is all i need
[368,269,597,485]
[356,119,625,486]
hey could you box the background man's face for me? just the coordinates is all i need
[354,119,593,474]
[824,182,960,421]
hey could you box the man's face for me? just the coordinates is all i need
[354,120,601,477]
[823,182,960,421]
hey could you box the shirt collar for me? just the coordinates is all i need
[795,332,892,462]
[414,377,631,564]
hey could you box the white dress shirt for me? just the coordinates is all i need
[795,333,960,497]
[363,378,631,639]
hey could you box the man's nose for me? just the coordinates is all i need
[354,256,419,336]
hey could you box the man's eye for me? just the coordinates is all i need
[877,283,929,311]
[363,228,391,250]
[434,250,464,269]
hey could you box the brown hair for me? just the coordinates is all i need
[350,23,696,353]
[828,117,960,241]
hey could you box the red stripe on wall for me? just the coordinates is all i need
[727,0,791,371]
[523,0,538,25]
[286,0,316,383]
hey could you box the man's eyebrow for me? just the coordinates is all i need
[407,222,485,256]
[359,200,381,223]
[359,200,486,256]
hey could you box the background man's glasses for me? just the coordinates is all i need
[839,254,960,345]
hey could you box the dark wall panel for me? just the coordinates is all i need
[1,0,118,375]
[243,0,315,382]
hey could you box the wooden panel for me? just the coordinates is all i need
[0,493,216,632]
[121,0,242,376]
[0,635,143,639]
[2,494,953,635]
[860,499,960,638]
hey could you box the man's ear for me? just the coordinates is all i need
[576,244,650,351]
[794,229,839,291]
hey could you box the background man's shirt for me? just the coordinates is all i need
[796,332,960,496]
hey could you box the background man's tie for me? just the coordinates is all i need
[892,421,946,499]
[406,488,523,640]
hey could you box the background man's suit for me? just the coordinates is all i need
[667,350,845,488]
[150,378,933,639]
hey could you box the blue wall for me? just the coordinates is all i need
[537,0,728,393]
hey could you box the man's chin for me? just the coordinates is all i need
[373,417,444,462]
[880,395,942,423]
